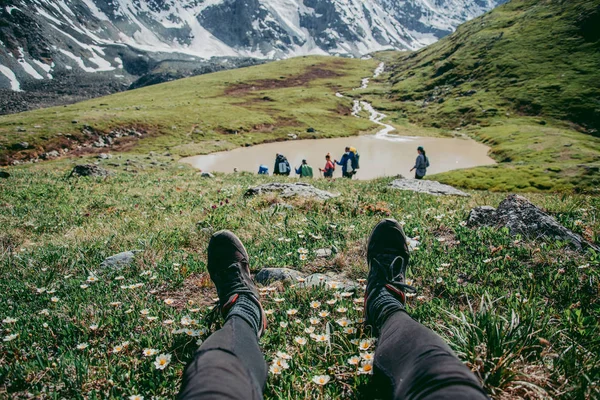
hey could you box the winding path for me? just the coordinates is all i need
[339,62,411,142]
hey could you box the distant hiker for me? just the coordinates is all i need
[273,153,291,176]
[410,146,430,179]
[319,153,335,179]
[295,159,314,178]
[335,147,356,179]
[348,146,360,171]
[257,165,269,175]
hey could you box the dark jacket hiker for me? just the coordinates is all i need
[273,154,291,176]
[410,146,430,179]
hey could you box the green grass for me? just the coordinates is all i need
[0,56,379,164]
[1,158,598,399]
[361,0,600,192]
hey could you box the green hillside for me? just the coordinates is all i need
[365,0,600,192]
[0,57,379,165]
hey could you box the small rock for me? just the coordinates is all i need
[287,134,298,139]
[314,248,332,258]
[13,142,29,150]
[301,273,358,292]
[307,127,316,133]
[245,183,338,200]
[41,150,60,160]
[97,153,112,159]
[467,195,599,251]
[72,120,78,124]
[16,127,26,132]
[0,171,10,179]
[255,268,305,285]
[201,172,215,178]
[389,179,470,197]
[100,250,141,269]
[69,164,111,178]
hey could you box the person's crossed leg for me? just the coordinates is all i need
[179,220,488,400]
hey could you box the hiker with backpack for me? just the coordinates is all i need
[335,147,359,179]
[273,153,291,176]
[295,159,314,178]
[410,146,430,179]
[319,153,335,179]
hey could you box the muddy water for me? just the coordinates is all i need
[180,135,496,180]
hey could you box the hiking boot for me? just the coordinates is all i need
[207,230,266,336]
[364,219,416,332]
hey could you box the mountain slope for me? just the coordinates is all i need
[364,0,600,192]
[382,0,600,131]
[0,0,505,94]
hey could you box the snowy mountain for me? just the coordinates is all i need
[0,0,506,110]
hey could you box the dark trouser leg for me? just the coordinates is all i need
[178,316,267,400]
[374,311,488,400]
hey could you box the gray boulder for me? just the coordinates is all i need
[255,268,305,284]
[389,179,469,196]
[97,153,113,159]
[467,195,599,251]
[466,206,496,226]
[201,172,215,178]
[101,250,141,269]
[245,183,338,200]
[69,164,111,178]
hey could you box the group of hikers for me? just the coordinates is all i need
[267,146,361,179]
[259,145,429,179]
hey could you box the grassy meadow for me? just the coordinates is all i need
[0,56,380,164]
[1,158,599,399]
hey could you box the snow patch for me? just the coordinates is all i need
[5,6,20,15]
[373,62,385,78]
[0,64,22,91]
[81,0,109,21]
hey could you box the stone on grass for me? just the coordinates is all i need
[314,248,333,258]
[0,171,9,179]
[201,172,215,178]
[301,273,358,292]
[255,268,306,284]
[467,195,599,251]
[389,179,469,197]
[98,153,112,159]
[69,164,111,178]
[245,183,338,200]
[101,250,141,269]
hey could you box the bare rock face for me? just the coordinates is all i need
[389,179,470,196]
[69,164,111,178]
[468,195,599,251]
[245,183,338,200]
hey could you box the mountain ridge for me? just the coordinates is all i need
[0,0,505,95]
